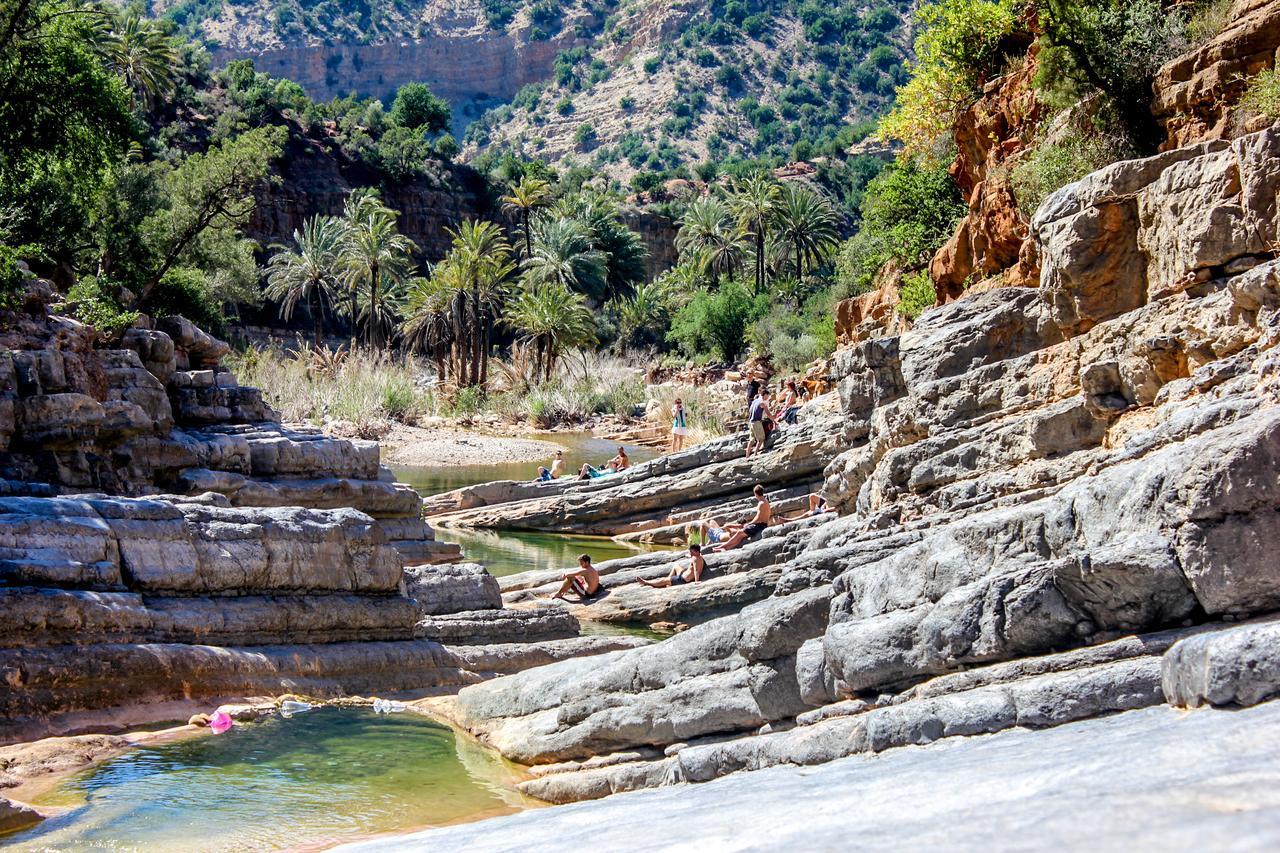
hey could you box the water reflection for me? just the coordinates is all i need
[390,431,662,498]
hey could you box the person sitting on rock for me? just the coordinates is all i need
[639,544,706,588]
[787,493,833,520]
[610,446,631,470]
[534,466,552,482]
[710,485,772,552]
[552,553,602,601]
[550,449,566,478]
[776,379,801,426]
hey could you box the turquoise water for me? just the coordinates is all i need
[432,526,664,578]
[8,708,531,852]
[392,431,672,579]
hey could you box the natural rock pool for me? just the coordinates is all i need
[6,708,532,852]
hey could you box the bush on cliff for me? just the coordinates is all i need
[879,0,1022,153]
[834,157,964,297]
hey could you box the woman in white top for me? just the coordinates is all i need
[670,398,689,453]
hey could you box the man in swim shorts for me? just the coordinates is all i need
[552,554,602,601]
[710,485,772,552]
[638,544,706,588]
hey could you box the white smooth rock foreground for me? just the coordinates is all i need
[340,701,1280,852]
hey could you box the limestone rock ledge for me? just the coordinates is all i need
[420,130,1280,812]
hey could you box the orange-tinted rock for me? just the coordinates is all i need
[931,49,1046,299]
[834,275,907,346]
[1153,0,1280,149]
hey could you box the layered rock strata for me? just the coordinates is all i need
[421,130,1280,807]
[0,313,645,740]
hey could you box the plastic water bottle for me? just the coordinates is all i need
[372,698,406,713]
[280,700,312,716]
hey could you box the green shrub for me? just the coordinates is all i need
[149,267,225,333]
[1186,0,1232,44]
[390,83,451,134]
[448,385,487,417]
[0,245,28,311]
[897,270,936,320]
[1010,128,1130,218]
[643,56,660,74]
[1243,69,1280,120]
[63,277,140,335]
[879,0,1021,152]
[668,280,770,363]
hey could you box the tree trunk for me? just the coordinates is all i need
[476,312,483,384]
[349,277,358,350]
[523,211,532,259]
[311,286,324,344]
[469,286,482,387]
[367,264,380,350]
[756,230,765,294]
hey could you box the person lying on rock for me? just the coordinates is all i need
[710,484,772,552]
[552,554,602,601]
[687,517,730,547]
[639,544,706,588]
[550,449,566,478]
[787,493,834,520]
[578,460,619,480]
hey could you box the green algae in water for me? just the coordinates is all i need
[9,708,531,852]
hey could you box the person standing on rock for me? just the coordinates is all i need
[552,554,602,601]
[670,398,689,453]
[710,485,772,552]
[746,389,770,457]
[639,544,706,588]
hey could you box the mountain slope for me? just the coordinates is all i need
[161,0,915,180]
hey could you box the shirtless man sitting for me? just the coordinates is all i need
[709,484,772,552]
[550,449,566,478]
[638,544,706,588]
[552,554,602,601]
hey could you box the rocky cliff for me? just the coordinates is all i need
[405,123,1280,814]
[0,302,642,742]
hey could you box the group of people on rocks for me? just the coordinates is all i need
[535,446,631,483]
[549,483,833,602]
[542,369,825,604]
[743,377,802,458]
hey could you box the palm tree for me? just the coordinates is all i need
[610,278,672,351]
[774,183,840,281]
[264,216,348,343]
[102,11,177,107]
[447,220,514,386]
[728,172,781,294]
[523,217,608,297]
[676,196,745,284]
[553,193,648,297]
[402,274,458,380]
[506,281,597,382]
[341,189,417,350]
[358,273,408,351]
[501,176,553,259]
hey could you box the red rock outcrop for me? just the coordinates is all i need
[931,48,1045,300]
[1153,0,1280,149]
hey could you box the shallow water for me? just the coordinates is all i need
[7,708,532,852]
[390,430,661,497]
[432,526,664,578]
